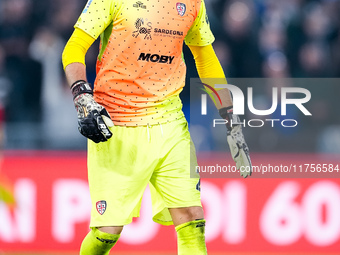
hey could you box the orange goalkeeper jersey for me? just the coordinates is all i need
[75,0,214,126]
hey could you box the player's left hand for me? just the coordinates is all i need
[219,107,252,178]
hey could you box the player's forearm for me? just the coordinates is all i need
[62,28,95,87]
[188,44,233,110]
[64,63,87,87]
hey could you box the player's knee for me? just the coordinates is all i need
[97,226,124,235]
[169,206,204,226]
[184,206,204,220]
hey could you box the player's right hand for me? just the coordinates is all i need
[71,80,114,143]
[227,125,252,178]
[219,107,252,178]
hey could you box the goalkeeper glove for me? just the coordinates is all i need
[71,80,114,143]
[219,107,252,178]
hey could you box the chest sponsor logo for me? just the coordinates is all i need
[132,18,152,40]
[138,53,175,64]
[133,1,147,9]
[176,2,186,16]
[154,28,184,36]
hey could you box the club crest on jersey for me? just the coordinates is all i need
[96,200,107,215]
[176,3,186,16]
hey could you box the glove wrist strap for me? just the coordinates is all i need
[219,106,233,120]
[219,106,242,131]
[71,80,93,99]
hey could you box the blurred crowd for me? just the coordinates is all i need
[209,0,340,78]
[0,0,89,149]
[0,0,339,152]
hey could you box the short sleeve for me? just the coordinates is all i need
[185,0,215,46]
[74,0,118,39]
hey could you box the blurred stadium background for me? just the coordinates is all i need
[0,0,339,254]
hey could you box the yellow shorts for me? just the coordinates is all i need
[87,117,201,227]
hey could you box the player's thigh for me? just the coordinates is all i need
[150,118,201,208]
[88,125,158,226]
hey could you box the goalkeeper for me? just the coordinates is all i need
[62,0,252,254]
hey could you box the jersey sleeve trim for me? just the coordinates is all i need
[74,0,118,40]
[184,0,215,46]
